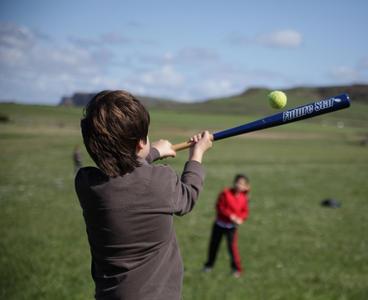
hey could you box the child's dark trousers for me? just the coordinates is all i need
[204,222,242,272]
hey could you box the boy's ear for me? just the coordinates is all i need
[136,139,145,151]
[136,138,148,151]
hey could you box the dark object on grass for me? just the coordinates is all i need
[360,137,368,146]
[0,113,10,123]
[321,198,341,208]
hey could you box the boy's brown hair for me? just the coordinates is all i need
[81,90,150,177]
[234,174,249,183]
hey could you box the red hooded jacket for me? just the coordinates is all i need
[216,188,249,224]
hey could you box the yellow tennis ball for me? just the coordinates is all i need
[268,90,287,109]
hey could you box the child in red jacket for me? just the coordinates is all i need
[203,174,250,277]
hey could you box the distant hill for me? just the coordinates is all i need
[178,84,368,115]
[59,84,368,119]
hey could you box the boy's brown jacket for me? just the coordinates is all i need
[75,147,204,300]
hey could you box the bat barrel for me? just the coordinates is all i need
[213,93,350,141]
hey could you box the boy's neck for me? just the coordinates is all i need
[231,187,246,194]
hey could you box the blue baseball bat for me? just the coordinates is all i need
[172,94,350,151]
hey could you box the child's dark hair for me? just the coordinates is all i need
[81,90,150,177]
[234,173,249,183]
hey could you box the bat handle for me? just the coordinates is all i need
[171,133,214,152]
[171,141,193,151]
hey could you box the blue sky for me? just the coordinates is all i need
[0,0,367,103]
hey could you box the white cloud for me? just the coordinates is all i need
[69,31,154,48]
[228,29,303,49]
[139,47,219,66]
[196,79,235,98]
[176,48,219,62]
[0,24,295,103]
[0,23,35,49]
[140,65,184,87]
[0,23,122,102]
[357,57,368,70]
[0,24,191,102]
[256,29,302,48]
[330,66,359,81]
[69,33,133,48]
[188,67,292,100]
[329,63,368,83]
[163,51,174,61]
[122,65,186,100]
[121,63,280,102]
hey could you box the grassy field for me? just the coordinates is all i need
[1,102,368,300]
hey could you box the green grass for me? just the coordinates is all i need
[1,103,368,299]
